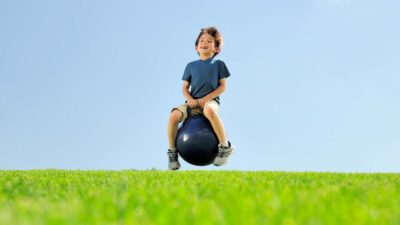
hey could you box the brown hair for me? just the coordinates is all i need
[195,27,223,57]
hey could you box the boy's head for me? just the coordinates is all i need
[195,27,223,58]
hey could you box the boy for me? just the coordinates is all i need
[167,27,235,170]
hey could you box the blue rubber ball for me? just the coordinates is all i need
[175,113,218,166]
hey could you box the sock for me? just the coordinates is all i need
[168,148,177,152]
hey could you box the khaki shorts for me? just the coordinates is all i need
[171,100,220,123]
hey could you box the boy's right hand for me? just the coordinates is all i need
[187,98,198,108]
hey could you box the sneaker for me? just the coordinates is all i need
[168,149,181,170]
[213,142,235,166]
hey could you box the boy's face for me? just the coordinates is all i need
[196,33,218,56]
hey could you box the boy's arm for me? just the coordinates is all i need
[198,78,227,107]
[182,81,198,108]
[182,81,193,101]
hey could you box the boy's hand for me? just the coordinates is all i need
[187,98,198,108]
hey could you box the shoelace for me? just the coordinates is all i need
[168,151,178,161]
[217,146,231,158]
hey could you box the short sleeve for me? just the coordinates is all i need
[182,63,191,82]
[218,60,231,79]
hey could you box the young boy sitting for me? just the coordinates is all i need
[167,27,235,170]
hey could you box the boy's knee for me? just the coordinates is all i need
[169,109,183,124]
[203,106,218,119]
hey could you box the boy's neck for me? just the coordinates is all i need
[199,53,213,61]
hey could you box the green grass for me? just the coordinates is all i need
[0,170,399,225]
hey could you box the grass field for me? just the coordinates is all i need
[0,170,399,225]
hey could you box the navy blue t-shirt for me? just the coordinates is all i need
[182,57,231,103]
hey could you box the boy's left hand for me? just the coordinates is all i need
[197,97,211,108]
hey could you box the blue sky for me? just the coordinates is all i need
[1,0,399,171]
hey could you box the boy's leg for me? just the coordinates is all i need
[202,101,228,145]
[168,110,183,150]
[167,105,188,149]
[202,101,235,166]
[167,104,187,170]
